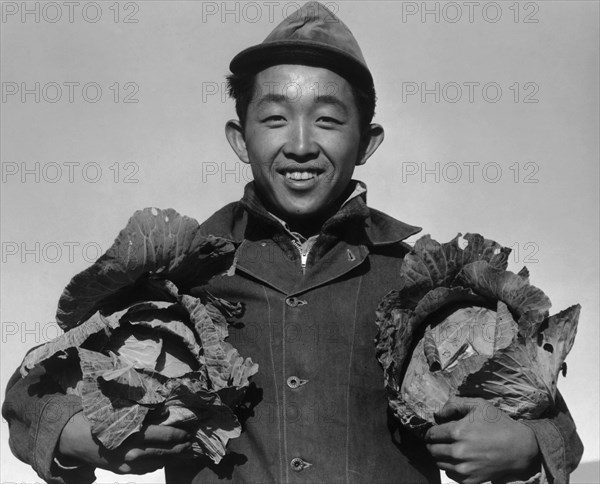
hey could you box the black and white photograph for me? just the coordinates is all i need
[1,1,598,483]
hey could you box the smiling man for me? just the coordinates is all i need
[3,2,582,484]
[224,63,383,235]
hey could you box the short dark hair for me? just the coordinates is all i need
[226,69,376,133]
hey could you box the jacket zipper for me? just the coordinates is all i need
[291,239,309,273]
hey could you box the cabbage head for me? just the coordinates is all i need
[375,233,580,436]
[20,208,258,463]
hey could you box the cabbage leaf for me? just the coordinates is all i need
[20,208,258,463]
[375,233,580,436]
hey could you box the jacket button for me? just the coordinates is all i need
[290,457,312,472]
[286,376,308,389]
[285,296,307,307]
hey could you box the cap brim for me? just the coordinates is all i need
[229,40,374,91]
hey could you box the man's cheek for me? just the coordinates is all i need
[322,171,336,184]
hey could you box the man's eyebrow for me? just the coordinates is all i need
[255,93,287,109]
[254,92,348,114]
[314,94,348,115]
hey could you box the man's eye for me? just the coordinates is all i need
[316,116,342,126]
[263,115,286,125]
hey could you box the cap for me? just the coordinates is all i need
[229,1,374,92]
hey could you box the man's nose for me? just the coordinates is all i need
[283,121,318,161]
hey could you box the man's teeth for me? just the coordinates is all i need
[285,171,318,180]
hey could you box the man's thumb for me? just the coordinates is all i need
[434,396,475,424]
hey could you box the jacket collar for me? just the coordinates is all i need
[236,181,421,246]
[199,181,422,295]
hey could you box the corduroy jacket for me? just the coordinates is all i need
[3,181,583,484]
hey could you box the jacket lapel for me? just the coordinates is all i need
[200,182,422,296]
[294,240,369,294]
[234,238,300,295]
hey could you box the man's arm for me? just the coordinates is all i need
[3,360,194,483]
[425,394,583,484]
[2,363,96,484]
[520,391,584,483]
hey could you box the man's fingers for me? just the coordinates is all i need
[436,461,458,472]
[426,443,458,460]
[445,470,470,483]
[130,425,191,444]
[143,442,194,458]
[119,458,168,475]
[425,422,458,443]
[125,441,193,460]
[97,431,193,474]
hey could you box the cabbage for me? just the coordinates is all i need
[375,233,580,436]
[20,208,258,463]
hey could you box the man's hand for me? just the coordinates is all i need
[58,411,193,475]
[424,397,541,484]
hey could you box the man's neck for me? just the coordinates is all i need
[267,184,357,238]
[284,217,326,238]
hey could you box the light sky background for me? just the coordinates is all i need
[1,1,598,482]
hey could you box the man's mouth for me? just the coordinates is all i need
[278,166,325,182]
[284,170,320,181]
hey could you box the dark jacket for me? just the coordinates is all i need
[3,182,583,484]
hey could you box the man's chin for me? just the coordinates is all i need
[275,202,326,221]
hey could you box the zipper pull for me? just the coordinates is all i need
[292,240,308,270]
[299,251,308,268]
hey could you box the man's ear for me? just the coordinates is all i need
[356,123,385,166]
[225,119,249,164]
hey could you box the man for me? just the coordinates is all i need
[3,2,582,483]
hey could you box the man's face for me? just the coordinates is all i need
[236,64,366,221]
